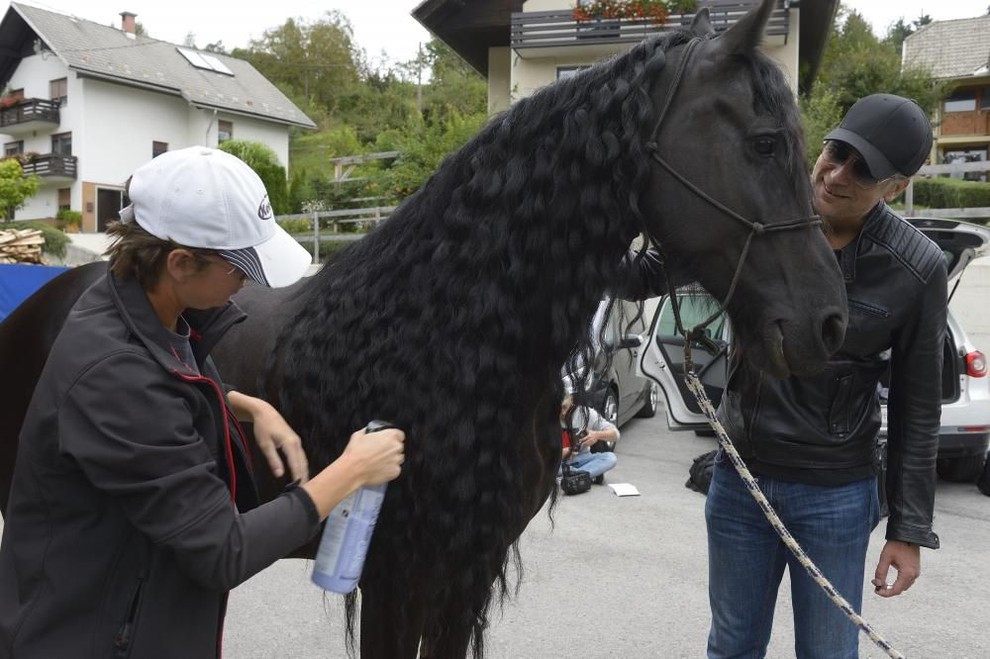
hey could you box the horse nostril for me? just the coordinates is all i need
[821,312,846,354]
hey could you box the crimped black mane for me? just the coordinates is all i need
[265,26,783,659]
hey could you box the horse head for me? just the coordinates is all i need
[640,0,847,378]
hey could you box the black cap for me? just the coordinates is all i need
[824,94,933,179]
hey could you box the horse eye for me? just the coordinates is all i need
[754,136,776,156]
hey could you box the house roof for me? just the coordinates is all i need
[412,0,840,95]
[903,15,990,80]
[0,3,316,129]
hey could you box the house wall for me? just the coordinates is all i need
[501,1,802,107]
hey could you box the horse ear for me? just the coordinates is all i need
[715,0,775,53]
[690,7,715,36]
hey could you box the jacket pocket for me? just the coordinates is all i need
[827,373,854,436]
[113,578,146,658]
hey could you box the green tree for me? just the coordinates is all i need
[375,110,488,200]
[234,13,361,119]
[803,5,947,169]
[217,140,290,214]
[0,159,40,222]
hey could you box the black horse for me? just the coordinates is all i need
[0,2,847,657]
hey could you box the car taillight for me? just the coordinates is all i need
[966,351,987,378]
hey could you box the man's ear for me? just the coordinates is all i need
[884,178,912,203]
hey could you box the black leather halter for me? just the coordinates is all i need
[643,38,821,362]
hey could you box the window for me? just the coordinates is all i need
[152,141,168,158]
[982,88,990,111]
[944,90,977,113]
[4,141,23,157]
[218,120,233,143]
[50,78,67,106]
[58,188,70,212]
[556,66,591,81]
[51,132,72,156]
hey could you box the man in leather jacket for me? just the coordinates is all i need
[703,94,946,658]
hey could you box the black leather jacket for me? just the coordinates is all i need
[718,204,945,549]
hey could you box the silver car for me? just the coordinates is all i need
[564,297,660,451]
[640,217,990,482]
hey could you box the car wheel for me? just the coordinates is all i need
[592,387,619,453]
[635,381,659,418]
[936,454,985,483]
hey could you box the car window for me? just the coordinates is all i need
[658,294,725,341]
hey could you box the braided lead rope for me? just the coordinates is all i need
[683,370,905,659]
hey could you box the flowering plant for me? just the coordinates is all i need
[572,0,697,25]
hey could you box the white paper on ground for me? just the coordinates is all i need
[608,483,640,497]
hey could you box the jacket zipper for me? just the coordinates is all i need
[113,577,145,658]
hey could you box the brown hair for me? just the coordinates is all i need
[103,221,214,291]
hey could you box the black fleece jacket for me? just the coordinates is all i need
[0,273,321,658]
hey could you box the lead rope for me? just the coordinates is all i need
[681,348,904,659]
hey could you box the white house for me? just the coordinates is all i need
[412,0,840,115]
[0,3,315,232]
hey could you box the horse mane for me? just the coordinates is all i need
[266,27,708,658]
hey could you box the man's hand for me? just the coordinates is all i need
[871,540,921,597]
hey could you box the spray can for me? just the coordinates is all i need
[311,420,395,593]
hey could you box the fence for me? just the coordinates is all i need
[279,206,396,262]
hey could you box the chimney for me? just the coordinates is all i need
[120,12,137,35]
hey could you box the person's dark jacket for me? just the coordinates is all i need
[718,204,945,549]
[0,273,321,658]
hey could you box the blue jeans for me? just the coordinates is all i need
[705,457,880,659]
[563,451,616,479]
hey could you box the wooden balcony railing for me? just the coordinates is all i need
[511,0,790,51]
[18,153,77,179]
[0,98,60,129]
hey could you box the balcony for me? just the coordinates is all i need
[0,98,61,136]
[511,0,791,61]
[18,153,77,183]
[940,110,990,138]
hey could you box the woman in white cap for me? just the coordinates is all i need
[0,147,404,658]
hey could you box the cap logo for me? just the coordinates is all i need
[258,195,273,220]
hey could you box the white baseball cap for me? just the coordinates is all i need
[118,146,311,288]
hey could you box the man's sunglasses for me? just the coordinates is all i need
[821,140,892,189]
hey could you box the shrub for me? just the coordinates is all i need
[912,178,990,210]
[278,217,313,235]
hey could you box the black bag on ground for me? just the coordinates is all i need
[686,449,718,495]
[560,463,592,495]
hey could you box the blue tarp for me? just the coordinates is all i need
[0,263,69,322]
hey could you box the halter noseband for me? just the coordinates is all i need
[643,38,821,367]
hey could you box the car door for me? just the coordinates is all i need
[639,288,730,430]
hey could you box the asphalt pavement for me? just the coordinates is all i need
[220,404,990,658]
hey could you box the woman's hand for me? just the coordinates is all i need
[227,391,309,483]
[341,426,406,487]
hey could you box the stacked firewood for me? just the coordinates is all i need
[0,228,45,264]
